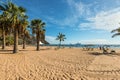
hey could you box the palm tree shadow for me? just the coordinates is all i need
[108,53,120,56]
[0,50,13,54]
[88,52,120,56]
[19,49,30,51]
[19,47,52,52]
[88,52,103,56]
[39,48,52,51]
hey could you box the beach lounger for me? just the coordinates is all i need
[110,50,116,54]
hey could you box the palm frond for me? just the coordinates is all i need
[0,5,5,11]
[111,28,120,33]
[112,33,120,38]
[56,32,66,41]
[19,6,26,13]
[111,29,117,33]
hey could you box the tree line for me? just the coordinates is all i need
[0,1,48,53]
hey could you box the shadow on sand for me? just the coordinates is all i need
[88,52,103,56]
[40,48,51,51]
[0,47,60,54]
[88,52,120,56]
[0,49,13,54]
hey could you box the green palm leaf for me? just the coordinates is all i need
[112,33,120,38]
[111,27,120,38]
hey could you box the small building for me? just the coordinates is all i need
[39,41,43,45]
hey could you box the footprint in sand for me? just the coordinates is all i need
[86,55,120,79]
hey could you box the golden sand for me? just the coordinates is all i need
[0,46,120,80]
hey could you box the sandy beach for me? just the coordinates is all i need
[0,46,119,80]
[0,0,120,79]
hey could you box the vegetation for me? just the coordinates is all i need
[111,27,120,38]
[56,33,66,48]
[31,19,45,51]
[6,35,14,46]
[0,11,10,49]
[0,1,48,53]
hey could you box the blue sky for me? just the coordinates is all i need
[2,0,120,44]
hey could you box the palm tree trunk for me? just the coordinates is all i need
[36,32,40,51]
[13,27,19,53]
[59,41,61,48]
[23,35,26,49]
[2,27,5,49]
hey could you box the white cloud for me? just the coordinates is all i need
[46,0,93,27]
[79,7,120,31]
[46,36,57,44]
[46,35,69,44]
[79,39,108,44]
[63,0,96,27]
[46,35,120,44]
[79,39,120,44]
[46,0,120,32]
[66,0,93,16]
[46,35,67,44]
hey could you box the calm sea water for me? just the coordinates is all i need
[43,44,120,49]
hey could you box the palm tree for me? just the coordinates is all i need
[0,12,11,49]
[40,29,45,43]
[6,35,14,46]
[18,15,29,49]
[0,15,6,49]
[111,27,120,38]
[56,33,66,48]
[0,1,10,11]
[0,1,29,53]
[7,3,27,53]
[0,1,11,49]
[31,19,45,51]
[21,28,30,49]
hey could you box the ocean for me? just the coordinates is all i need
[43,44,120,49]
